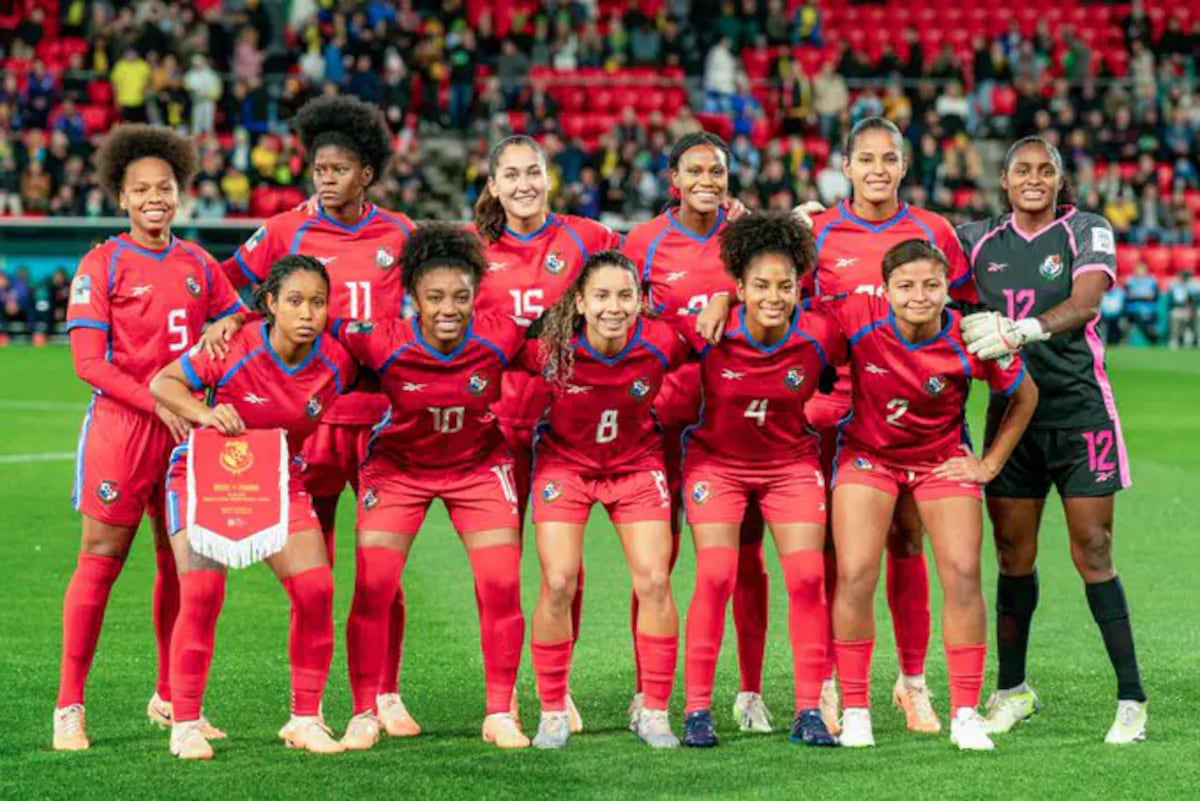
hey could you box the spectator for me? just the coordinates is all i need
[779,60,813,136]
[44,267,72,338]
[1132,184,1168,244]
[729,74,764,137]
[1100,283,1127,346]
[1104,188,1139,241]
[0,147,22,215]
[110,47,152,123]
[1167,270,1199,348]
[19,160,52,213]
[50,99,88,148]
[1123,260,1161,344]
[192,179,228,220]
[668,105,704,140]
[816,150,850,206]
[550,18,580,71]
[184,55,223,135]
[703,36,738,110]
[497,38,531,109]
[348,54,383,105]
[233,28,265,84]
[615,105,647,149]
[629,17,662,66]
[813,61,849,141]
[793,0,822,45]
[220,166,251,213]
[22,60,57,131]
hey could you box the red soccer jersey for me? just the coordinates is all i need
[683,304,845,467]
[520,317,689,474]
[224,203,415,425]
[475,213,621,428]
[829,293,1027,466]
[66,234,245,414]
[178,321,357,457]
[622,208,735,317]
[332,312,527,472]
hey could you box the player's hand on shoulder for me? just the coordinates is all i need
[202,403,246,436]
[695,292,731,345]
[154,402,194,444]
[931,444,996,484]
[200,314,245,359]
[792,200,826,230]
[296,193,319,216]
[723,197,751,221]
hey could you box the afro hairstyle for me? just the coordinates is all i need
[720,210,816,282]
[294,95,392,180]
[400,221,487,295]
[97,124,199,202]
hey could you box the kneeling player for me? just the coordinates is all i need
[825,240,1037,751]
[524,251,687,749]
[334,224,530,750]
[150,255,357,759]
[680,213,842,748]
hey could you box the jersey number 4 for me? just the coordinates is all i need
[744,399,768,426]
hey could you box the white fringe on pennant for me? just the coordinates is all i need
[185,429,291,569]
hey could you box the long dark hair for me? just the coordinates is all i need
[539,249,641,390]
[473,135,546,244]
[1000,135,1076,211]
[254,254,330,324]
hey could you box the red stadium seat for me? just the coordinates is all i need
[1141,246,1173,276]
[992,85,1017,116]
[1173,247,1200,274]
[1116,245,1142,276]
[1157,163,1175,193]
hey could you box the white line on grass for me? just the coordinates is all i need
[0,452,75,464]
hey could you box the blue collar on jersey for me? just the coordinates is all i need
[839,200,910,233]
[261,321,323,374]
[317,202,377,233]
[666,206,725,243]
[504,213,555,241]
[574,318,644,364]
[734,305,800,354]
[887,307,953,350]
[114,233,178,260]
[411,315,475,362]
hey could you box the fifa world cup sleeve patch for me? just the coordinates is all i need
[1091,227,1115,255]
[70,274,92,304]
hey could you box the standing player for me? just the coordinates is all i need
[802,117,976,734]
[524,251,686,750]
[53,125,244,750]
[473,134,621,731]
[622,132,775,734]
[957,136,1148,744]
[220,96,420,738]
[150,255,357,759]
[679,213,841,749]
[335,224,530,750]
[824,240,1036,751]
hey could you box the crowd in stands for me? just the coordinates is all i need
[0,0,1199,341]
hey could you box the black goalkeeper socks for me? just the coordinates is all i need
[996,571,1039,690]
[1086,575,1147,703]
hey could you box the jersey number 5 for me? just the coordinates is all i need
[167,308,189,352]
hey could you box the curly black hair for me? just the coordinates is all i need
[400,221,487,295]
[294,95,392,180]
[96,124,198,202]
[720,210,816,282]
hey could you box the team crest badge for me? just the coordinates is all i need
[467,372,489,396]
[97,480,120,503]
[853,457,874,472]
[306,397,323,418]
[185,275,202,297]
[545,251,566,274]
[346,321,375,334]
[1039,254,1064,280]
[542,481,562,503]
[784,367,806,391]
[362,487,380,509]
[691,481,711,504]
[924,375,947,396]
[375,246,396,269]
[630,378,651,399]
[219,441,253,475]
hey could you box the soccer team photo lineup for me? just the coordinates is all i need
[3,0,1198,795]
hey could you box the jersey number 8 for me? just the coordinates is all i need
[596,409,619,443]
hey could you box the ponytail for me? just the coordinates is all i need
[474,191,507,244]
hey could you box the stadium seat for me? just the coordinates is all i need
[1172,246,1200,274]
[1141,246,1173,276]
[992,85,1018,116]
[1116,245,1143,276]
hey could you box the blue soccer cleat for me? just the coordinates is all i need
[790,708,838,746]
[683,710,719,748]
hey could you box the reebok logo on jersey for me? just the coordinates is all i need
[721,369,745,380]
[487,262,508,273]
[987,262,1008,273]
[566,384,593,394]
[130,284,154,297]
[243,393,269,405]
[402,382,427,392]
[865,362,889,375]
[834,257,858,268]
[1096,470,1116,483]
[665,271,688,282]
[316,256,337,267]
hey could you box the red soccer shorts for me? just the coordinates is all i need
[532,466,673,525]
[164,444,319,536]
[298,422,374,498]
[832,445,982,501]
[73,399,173,527]
[356,446,520,535]
[684,456,827,525]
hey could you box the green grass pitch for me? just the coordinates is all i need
[1,346,1198,800]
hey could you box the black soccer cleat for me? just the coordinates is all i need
[683,710,719,748]
[790,708,838,747]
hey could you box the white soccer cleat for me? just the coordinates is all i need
[1105,700,1147,745]
[565,693,584,734]
[170,720,214,760]
[278,715,345,754]
[733,691,773,733]
[949,708,995,751]
[52,704,89,751]
[627,692,644,732]
[482,712,530,749]
[636,707,680,749]
[839,707,875,748]
[377,693,421,737]
[341,711,382,751]
[532,710,571,749]
[983,684,1040,734]
[892,676,942,734]
[819,679,841,735]
[147,693,227,739]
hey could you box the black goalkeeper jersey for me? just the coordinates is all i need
[957,206,1120,430]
